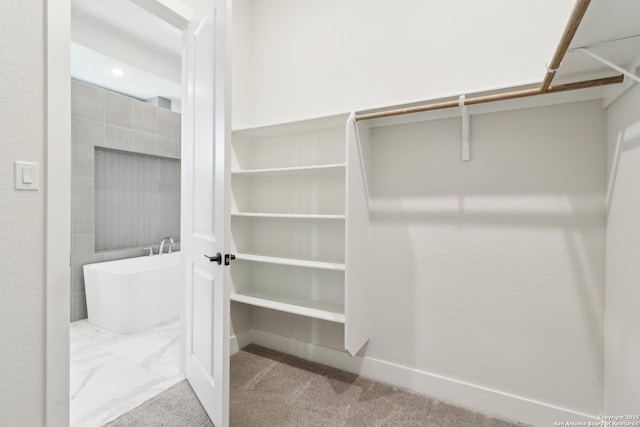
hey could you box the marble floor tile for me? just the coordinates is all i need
[71,367,166,426]
[70,319,182,427]
[70,355,142,399]
[70,345,112,375]
[70,322,118,353]
[104,332,170,359]
[126,337,181,378]
[81,377,184,427]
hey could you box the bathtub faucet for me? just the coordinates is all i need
[159,237,174,255]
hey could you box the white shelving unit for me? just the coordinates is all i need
[229,114,371,355]
[234,253,346,271]
[231,290,345,323]
[231,163,346,177]
[231,212,346,220]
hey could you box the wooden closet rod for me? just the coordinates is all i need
[355,75,623,121]
[355,0,623,122]
[540,0,591,91]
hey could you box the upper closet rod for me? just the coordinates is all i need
[355,0,624,122]
[540,0,591,91]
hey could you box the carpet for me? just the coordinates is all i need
[107,344,529,426]
[104,380,213,427]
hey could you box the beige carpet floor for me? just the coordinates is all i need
[108,344,529,426]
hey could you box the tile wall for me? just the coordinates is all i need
[71,79,181,321]
[94,149,180,251]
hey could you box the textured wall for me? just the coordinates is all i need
[604,84,640,412]
[366,100,605,414]
[0,0,46,425]
[71,80,181,321]
[95,148,180,251]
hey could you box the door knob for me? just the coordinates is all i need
[224,253,236,265]
[205,252,222,265]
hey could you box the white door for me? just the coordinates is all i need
[182,1,231,426]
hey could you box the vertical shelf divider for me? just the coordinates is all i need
[344,114,371,355]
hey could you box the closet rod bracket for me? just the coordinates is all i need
[459,95,470,162]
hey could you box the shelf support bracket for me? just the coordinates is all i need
[459,95,470,161]
[573,47,640,85]
[601,52,640,108]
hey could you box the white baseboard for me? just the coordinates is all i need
[230,335,240,355]
[230,329,255,355]
[237,328,597,427]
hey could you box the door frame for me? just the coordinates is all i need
[46,1,190,425]
[46,1,71,424]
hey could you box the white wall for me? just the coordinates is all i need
[367,100,606,415]
[604,84,640,412]
[233,0,575,129]
[231,0,253,131]
[0,0,46,425]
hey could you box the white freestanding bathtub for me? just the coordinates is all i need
[84,252,181,334]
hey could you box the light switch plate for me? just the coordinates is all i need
[15,161,39,190]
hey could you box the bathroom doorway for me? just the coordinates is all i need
[68,1,185,425]
[48,1,231,425]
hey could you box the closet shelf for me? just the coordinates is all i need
[235,253,346,271]
[231,290,345,323]
[231,212,345,220]
[231,163,346,177]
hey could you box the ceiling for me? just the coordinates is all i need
[71,42,182,103]
[70,0,640,106]
[70,0,182,106]
[71,0,182,56]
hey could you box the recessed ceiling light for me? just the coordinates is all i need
[111,68,125,77]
